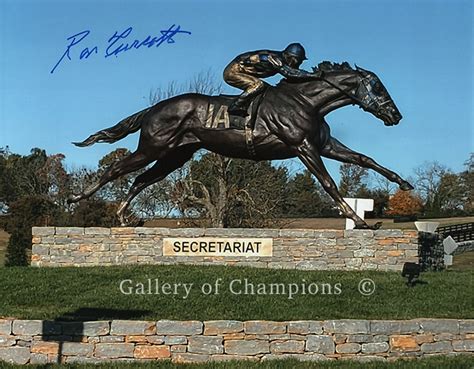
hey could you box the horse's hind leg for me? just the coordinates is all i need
[321,136,414,191]
[117,145,198,225]
[68,150,155,203]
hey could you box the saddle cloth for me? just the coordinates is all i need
[203,87,268,130]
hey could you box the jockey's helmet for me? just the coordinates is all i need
[283,43,307,66]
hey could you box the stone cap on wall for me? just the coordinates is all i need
[32,227,417,238]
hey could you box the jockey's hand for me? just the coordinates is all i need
[268,55,283,68]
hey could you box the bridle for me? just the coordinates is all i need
[319,71,392,116]
[355,74,393,112]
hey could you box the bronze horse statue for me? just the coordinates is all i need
[68,62,414,228]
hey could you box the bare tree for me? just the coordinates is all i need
[172,152,289,228]
[149,69,223,105]
[188,69,223,95]
[414,161,448,210]
[338,163,369,197]
[372,173,397,195]
[172,153,230,227]
[461,153,474,213]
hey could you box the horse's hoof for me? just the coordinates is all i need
[67,194,81,204]
[400,181,414,191]
[121,219,143,227]
[354,222,382,230]
[118,213,142,227]
[371,222,383,230]
[118,216,127,227]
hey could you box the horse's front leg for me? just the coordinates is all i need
[321,136,414,191]
[296,138,379,230]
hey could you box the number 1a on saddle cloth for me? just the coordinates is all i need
[200,93,264,131]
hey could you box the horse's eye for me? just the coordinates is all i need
[372,82,382,92]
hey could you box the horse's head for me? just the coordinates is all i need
[282,62,403,126]
[353,66,402,126]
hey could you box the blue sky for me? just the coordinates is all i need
[0,0,472,182]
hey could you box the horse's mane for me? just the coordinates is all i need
[311,61,354,73]
[276,61,356,90]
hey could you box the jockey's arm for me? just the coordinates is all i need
[266,54,323,80]
[279,65,317,79]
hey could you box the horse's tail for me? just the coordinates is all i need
[72,107,152,147]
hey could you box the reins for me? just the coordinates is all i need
[318,74,369,110]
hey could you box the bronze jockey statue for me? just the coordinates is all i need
[224,43,322,116]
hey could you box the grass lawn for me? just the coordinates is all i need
[1,356,473,369]
[452,250,474,271]
[0,265,472,321]
[146,216,474,230]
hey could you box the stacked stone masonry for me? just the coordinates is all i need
[31,227,419,271]
[0,319,472,364]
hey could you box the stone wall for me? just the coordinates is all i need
[31,227,419,270]
[0,319,472,364]
[454,241,474,255]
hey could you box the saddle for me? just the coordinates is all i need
[202,86,268,157]
[206,86,268,130]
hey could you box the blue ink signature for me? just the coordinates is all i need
[50,25,191,74]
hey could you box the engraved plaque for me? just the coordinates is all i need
[163,238,273,257]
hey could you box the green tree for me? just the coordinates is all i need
[4,195,61,266]
[0,149,72,265]
[354,187,390,218]
[0,148,71,208]
[69,199,120,227]
[284,170,331,217]
[97,148,133,202]
[0,148,48,205]
[0,148,8,213]
[37,153,70,207]
[436,172,465,215]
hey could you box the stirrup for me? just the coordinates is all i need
[228,107,248,117]
[228,102,249,117]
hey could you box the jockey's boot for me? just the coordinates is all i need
[228,95,250,117]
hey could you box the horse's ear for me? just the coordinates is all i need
[355,64,369,76]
